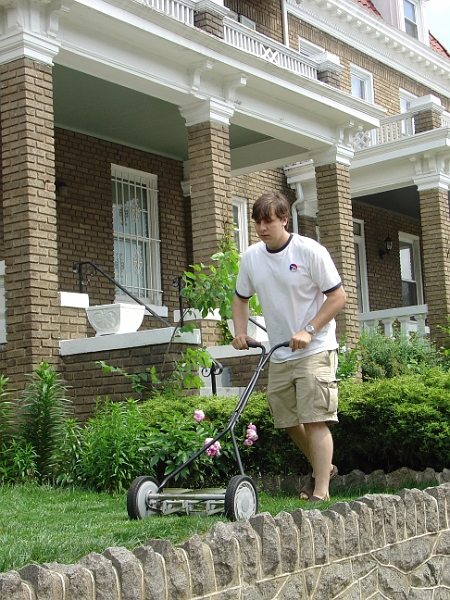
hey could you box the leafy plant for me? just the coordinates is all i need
[80,398,151,492]
[359,327,442,380]
[180,226,262,342]
[18,362,73,482]
[141,410,235,487]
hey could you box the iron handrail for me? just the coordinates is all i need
[72,261,172,328]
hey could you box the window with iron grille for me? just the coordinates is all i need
[112,166,162,306]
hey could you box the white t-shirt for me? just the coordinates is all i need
[235,233,342,363]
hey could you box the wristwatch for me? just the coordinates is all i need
[305,324,316,336]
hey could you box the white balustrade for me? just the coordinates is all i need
[359,304,428,338]
[223,18,318,78]
[353,112,415,150]
[141,0,194,24]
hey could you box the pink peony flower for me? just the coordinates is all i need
[194,409,205,423]
[245,423,258,443]
[243,438,254,447]
[204,438,221,457]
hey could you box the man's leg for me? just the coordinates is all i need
[285,423,311,462]
[303,421,334,499]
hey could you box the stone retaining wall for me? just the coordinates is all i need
[2,483,450,599]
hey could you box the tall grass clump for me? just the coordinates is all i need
[17,362,72,482]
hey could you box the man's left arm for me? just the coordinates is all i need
[289,285,347,351]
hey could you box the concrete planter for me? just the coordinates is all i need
[86,303,145,336]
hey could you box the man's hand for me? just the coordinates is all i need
[289,329,313,352]
[232,334,257,350]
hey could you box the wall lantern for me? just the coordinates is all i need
[55,180,68,197]
[379,233,393,259]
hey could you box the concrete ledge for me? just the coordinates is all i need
[60,327,202,356]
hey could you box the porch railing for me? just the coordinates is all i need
[223,18,318,79]
[141,0,194,23]
[358,304,428,337]
[353,112,415,150]
[354,109,450,151]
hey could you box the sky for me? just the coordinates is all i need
[425,0,450,51]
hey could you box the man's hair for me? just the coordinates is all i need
[252,191,291,223]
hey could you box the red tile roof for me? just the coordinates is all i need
[429,32,450,59]
[352,0,382,17]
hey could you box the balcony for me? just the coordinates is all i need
[353,108,450,151]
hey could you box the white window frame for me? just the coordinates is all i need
[232,196,248,253]
[399,0,428,44]
[402,0,418,39]
[350,64,374,104]
[353,219,370,314]
[399,231,424,306]
[112,165,164,311]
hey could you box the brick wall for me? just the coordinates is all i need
[55,128,188,335]
[353,202,421,312]
[226,0,284,43]
[61,341,198,422]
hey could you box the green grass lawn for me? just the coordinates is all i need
[0,482,432,574]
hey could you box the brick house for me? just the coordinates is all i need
[0,0,448,417]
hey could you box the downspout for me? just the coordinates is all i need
[281,0,289,47]
[291,182,304,234]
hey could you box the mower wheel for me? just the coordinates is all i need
[224,475,258,521]
[127,476,160,519]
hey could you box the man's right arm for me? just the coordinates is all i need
[231,294,253,349]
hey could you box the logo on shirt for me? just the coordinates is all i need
[289,264,298,271]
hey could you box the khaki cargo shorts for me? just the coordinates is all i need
[267,349,339,428]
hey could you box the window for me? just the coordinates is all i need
[353,220,370,313]
[112,166,162,306]
[399,232,423,307]
[350,65,374,103]
[232,196,248,253]
[403,0,418,38]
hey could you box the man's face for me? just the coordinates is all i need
[254,210,289,250]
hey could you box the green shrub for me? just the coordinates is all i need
[80,398,151,493]
[334,369,450,474]
[359,327,442,380]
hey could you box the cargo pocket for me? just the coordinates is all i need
[313,376,338,417]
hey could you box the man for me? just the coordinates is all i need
[232,191,346,502]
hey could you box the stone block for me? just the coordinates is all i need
[132,545,166,600]
[274,511,299,573]
[179,534,216,596]
[42,563,94,599]
[228,520,260,585]
[249,512,281,577]
[144,540,190,599]
[0,572,30,600]
[102,547,144,600]
[348,499,375,553]
[18,563,64,600]
[203,521,240,590]
[326,501,359,556]
[78,552,120,600]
